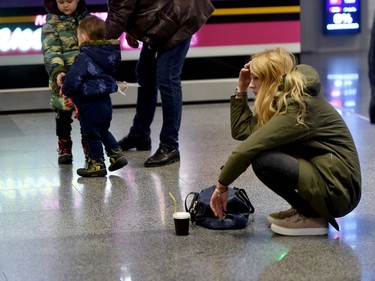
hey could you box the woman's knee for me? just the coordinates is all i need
[252,150,299,182]
[252,151,275,175]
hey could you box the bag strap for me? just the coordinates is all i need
[234,187,255,214]
[184,192,199,212]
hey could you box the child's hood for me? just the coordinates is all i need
[81,40,121,75]
[44,0,87,15]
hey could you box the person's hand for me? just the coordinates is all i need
[64,97,73,107]
[237,62,251,92]
[125,33,139,48]
[56,72,66,87]
[210,182,228,220]
[116,81,128,96]
[117,81,128,92]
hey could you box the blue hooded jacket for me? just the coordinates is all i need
[62,39,121,107]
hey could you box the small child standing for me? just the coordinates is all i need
[42,0,89,164]
[62,15,128,177]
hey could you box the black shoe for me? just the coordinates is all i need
[118,135,151,151]
[107,148,128,172]
[370,97,375,124]
[144,145,180,167]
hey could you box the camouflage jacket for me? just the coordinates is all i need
[41,1,88,110]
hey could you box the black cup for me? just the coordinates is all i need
[173,212,190,236]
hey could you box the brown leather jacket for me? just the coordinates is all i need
[105,0,215,51]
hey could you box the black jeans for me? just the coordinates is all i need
[55,110,73,139]
[252,150,319,217]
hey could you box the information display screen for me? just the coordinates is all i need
[0,0,301,89]
[323,0,360,34]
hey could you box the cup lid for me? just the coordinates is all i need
[173,212,191,219]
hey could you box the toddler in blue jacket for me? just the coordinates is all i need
[62,15,127,177]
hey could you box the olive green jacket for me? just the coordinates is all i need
[219,64,361,230]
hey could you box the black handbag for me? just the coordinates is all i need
[185,185,255,230]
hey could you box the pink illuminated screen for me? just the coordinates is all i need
[0,12,300,56]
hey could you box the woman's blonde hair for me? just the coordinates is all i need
[250,47,308,128]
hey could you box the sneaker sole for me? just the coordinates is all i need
[77,172,107,177]
[77,169,107,177]
[271,223,328,236]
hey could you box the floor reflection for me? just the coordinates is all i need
[257,238,361,281]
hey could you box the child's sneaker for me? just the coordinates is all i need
[267,207,297,224]
[58,138,73,164]
[107,148,128,172]
[77,158,107,177]
[270,212,328,236]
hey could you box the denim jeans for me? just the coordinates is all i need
[129,37,192,149]
[79,98,120,160]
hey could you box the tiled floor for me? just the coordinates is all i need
[0,50,375,281]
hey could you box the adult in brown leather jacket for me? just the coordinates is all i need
[105,0,215,167]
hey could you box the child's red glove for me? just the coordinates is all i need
[59,87,78,118]
[73,105,79,119]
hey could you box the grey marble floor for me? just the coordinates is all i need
[0,50,375,281]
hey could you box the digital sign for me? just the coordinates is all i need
[0,0,301,92]
[323,0,360,34]
[0,10,301,65]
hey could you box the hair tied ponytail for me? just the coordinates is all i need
[278,74,287,91]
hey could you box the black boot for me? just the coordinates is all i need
[118,134,151,151]
[144,145,180,167]
[370,95,375,124]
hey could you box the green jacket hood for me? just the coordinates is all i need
[296,64,321,96]
[44,0,87,15]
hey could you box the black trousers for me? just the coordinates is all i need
[369,13,375,123]
[55,110,73,139]
[252,150,319,217]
